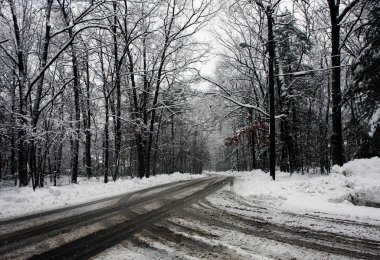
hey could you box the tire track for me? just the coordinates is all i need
[29,177,232,260]
[174,201,380,259]
[0,177,213,255]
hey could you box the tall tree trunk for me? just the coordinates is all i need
[267,6,276,180]
[84,50,92,179]
[274,42,289,173]
[192,131,198,174]
[327,0,344,166]
[171,114,175,173]
[30,0,53,189]
[113,2,121,181]
[104,96,109,183]
[152,111,164,176]
[10,83,17,184]
[0,139,2,180]
[70,46,80,184]
[54,105,64,186]
[55,142,63,187]
[146,11,175,178]
[126,47,145,178]
[9,0,28,186]
[371,89,380,156]
[135,134,146,179]
[59,1,81,183]
[319,75,331,173]
[99,42,109,183]
[250,130,256,170]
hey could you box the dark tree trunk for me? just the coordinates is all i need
[54,106,64,187]
[10,134,16,180]
[71,48,80,184]
[320,77,331,173]
[274,48,288,173]
[136,135,146,179]
[280,121,289,172]
[16,61,28,187]
[113,2,121,181]
[267,6,276,180]
[11,86,17,183]
[373,129,380,156]
[126,47,146,178]
[84,51,92,179]
[55,141,63,186]
[10,0,28,186]
[146,19,173,178]
[29,0,53,190]
[327,0,344,166]
[192,131,198,174]
[372,88,380,156]
[250,128,256,170]
[30,142,37,190]
[99,38,109,183]
[60,4,81,184]
[152,111,164,176]
[104,94,110,184]
[0,141,2,180]
[171,115,175,173]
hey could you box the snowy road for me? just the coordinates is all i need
[1,176,380,260]
[95,187,380,260]
[0,176,232,259]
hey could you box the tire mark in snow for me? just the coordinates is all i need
[173,201,380,259]
[0,177,209,254]
[26,177,232,259]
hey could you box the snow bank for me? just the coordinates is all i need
[212,157,380,220]
[0,173,203,219]
[331,157,380,205]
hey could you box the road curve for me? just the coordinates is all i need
[0,176,232,259]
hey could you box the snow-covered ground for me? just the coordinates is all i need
[94,158,380,260]
[2,158,379,259]
[1,157,379,222]
[0,173,203,219]
[210,157,380,222]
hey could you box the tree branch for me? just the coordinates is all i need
[337,0,361,23]
[0,40,18,65]
[26,24,110,98]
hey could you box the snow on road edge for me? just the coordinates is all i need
[209,157,380,221]
[0,173,203,219]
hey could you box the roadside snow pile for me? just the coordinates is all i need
[331,157,380,205]
[219,157,380,219]
[0,173,202,219]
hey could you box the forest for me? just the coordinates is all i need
[0,0,379,189]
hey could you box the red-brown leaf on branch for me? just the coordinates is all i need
[224,121,269,147]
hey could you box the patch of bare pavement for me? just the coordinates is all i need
[1,176,380,260]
